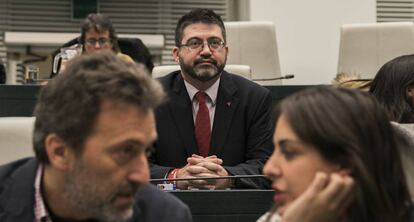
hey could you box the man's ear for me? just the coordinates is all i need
[172,47,180,63]
[44,134,75,171]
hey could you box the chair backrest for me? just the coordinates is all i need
[391,122,414,200]
[117,37,154,72]
[337,22,414,79]
[0,117,35,165]
[224,21,282,85]
[151,64,251,79]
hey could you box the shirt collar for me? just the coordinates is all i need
[184,76,220,105]
[34,164,52,222]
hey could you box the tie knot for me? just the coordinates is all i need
[195,91,207,103]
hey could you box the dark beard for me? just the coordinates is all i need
[179,57,226,82]
[61,161,137,222]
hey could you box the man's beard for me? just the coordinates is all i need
[180,56,226,82]
[61,161,138,222]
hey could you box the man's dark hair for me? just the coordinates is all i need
[33,52,165,164]
[174,8,226,46]
[80,13,120,52]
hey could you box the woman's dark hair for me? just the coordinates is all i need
[369,54,414,123]
[275,86,412,222]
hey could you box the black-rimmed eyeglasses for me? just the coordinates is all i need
[178,38,225,52]
[85,38,111,46]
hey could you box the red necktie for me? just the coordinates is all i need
[194,91,211,157]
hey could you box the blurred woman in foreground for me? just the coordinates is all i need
[259,86,412,222]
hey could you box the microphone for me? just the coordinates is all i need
[252,74,294,82]
[150,174,268,183]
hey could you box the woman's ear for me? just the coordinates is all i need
[406,85,414,98]
[44,134,75,171]
[338,168,352,177]
[331,162,351,176]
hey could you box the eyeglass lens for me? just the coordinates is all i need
[185,38,224,51]
[86,38,111,46]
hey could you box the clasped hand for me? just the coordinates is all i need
[176,154,232,190]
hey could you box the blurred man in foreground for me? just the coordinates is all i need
[0,52,192,222]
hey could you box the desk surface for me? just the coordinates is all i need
[0,84,312,117]
[170,189,274,222]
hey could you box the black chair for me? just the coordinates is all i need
[117,37,154,72]
[50,36,154,78]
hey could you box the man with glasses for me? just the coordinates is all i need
[150,8,274,190]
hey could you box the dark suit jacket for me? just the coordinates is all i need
[0,158,192,222]
[150,71,274,189]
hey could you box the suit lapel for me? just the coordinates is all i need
[210,72,239,155]
[168,74,198,156]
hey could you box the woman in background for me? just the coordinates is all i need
[79,13,133,63]
[369,54,414,205]
[259,86,412,222]
[53,13,134,77]
[370,54,414,123]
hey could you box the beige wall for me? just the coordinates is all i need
[249,0,376,85]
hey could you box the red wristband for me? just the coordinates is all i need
[166,168,178,184]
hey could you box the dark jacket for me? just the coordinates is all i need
[150,71,274,189]
[0,158,192,222]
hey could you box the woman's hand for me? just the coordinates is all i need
[282,172,354,222]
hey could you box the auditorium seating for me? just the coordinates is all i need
[337,22,414,79]
[224,21,282,85]
[0,117,35,165]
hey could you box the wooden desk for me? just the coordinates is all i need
[170,189,274,222]
[0,85,312,117]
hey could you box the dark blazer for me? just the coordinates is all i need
[0,158,192,222]
[150,71,274,189]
